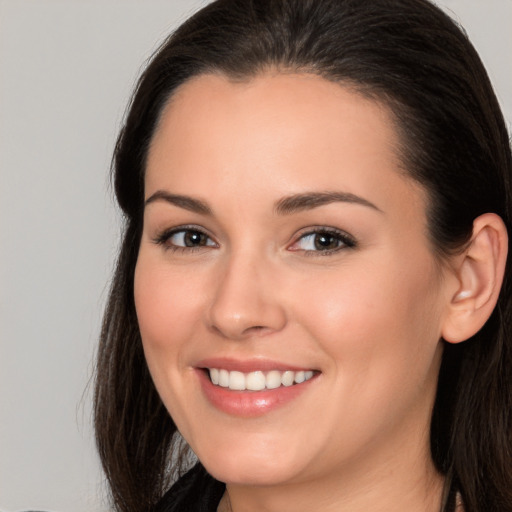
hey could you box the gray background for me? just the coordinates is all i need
[0,1,510,511]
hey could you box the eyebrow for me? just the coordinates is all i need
[144,190,212,215]
[144,190,381,216]
[274,191,382,215]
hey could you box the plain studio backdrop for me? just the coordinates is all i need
[0,1,510,511]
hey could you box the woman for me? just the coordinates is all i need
[94,0,512,511]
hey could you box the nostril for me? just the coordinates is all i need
[242,325,271,336]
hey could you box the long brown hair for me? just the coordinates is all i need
[94,1,512,510]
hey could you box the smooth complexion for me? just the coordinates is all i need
[135,73,458,511]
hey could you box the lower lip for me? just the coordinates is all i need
[197,370,317,417]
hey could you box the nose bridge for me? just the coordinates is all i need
[207,245,286,339]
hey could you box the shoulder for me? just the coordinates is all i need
[153,463,225,512]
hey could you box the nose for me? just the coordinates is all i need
[206,252,287,340]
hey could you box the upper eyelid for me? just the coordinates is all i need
[292,226,356,243]
[153,225,217,244]
[152,224,356,249]
[287,227,357,254]
[160,224,210,234]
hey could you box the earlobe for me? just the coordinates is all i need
[442,213,508,344]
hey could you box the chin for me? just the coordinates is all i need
[191,431,308,486]
[203,454,301,486]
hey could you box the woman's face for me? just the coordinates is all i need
[135,73,452,487]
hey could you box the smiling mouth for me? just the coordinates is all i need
[207,368,316,391]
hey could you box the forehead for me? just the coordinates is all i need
[145,72,425,222]
[149,72,400,170]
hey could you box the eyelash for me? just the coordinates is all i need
[152,226,356,255]
[289,227,356,256]
[152,225,217,253]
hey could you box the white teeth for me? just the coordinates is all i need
[281,370,294,387]
[219,369,230,387]
[210,368,219,385]
[230,371,246,390]
[246,371,266,391]
[207,368,315,391]
[294,370,305,384]
[266,370,282,389]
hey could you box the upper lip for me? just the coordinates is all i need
[195,357,316,373]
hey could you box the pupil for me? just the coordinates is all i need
[185,231,204,246]
[314,233,337,250]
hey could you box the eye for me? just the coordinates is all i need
[289,228,356,254]
[170,230,214,247]
[153,226,217,252]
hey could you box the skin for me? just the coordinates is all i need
[134,72,459,511]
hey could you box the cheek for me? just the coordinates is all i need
[290,255,444,448]
[134,254,204,361]
[293,254,443,374]
[133,253,210,433]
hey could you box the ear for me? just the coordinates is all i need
[441,213,508,344]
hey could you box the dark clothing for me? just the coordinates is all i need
[154,464,225,512]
